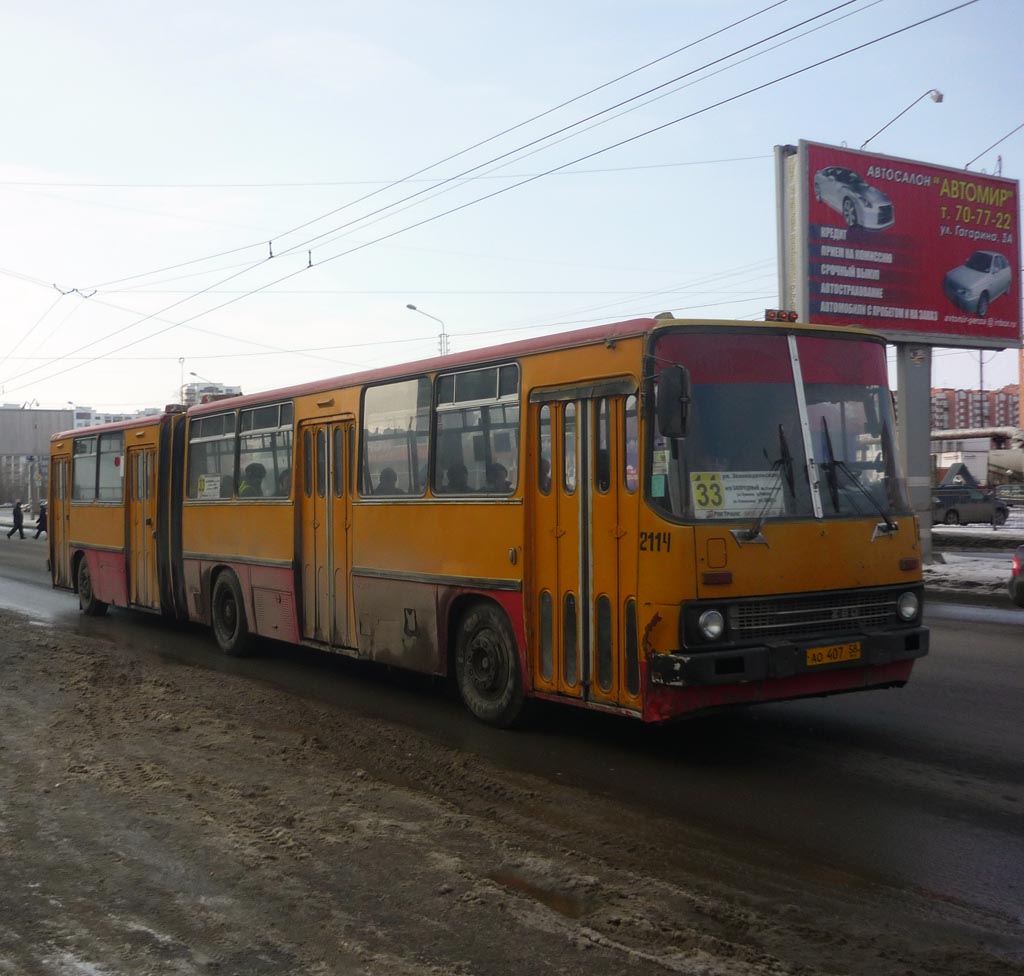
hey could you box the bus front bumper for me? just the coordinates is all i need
[648,627,929,688]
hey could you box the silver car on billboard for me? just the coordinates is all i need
[942,250,1013,317]
[813,166,895,230]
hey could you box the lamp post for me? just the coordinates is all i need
[406,303,449,357]
[860,89,943,150]
[190,370,216,384]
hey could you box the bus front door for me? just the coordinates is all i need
[128,446,159,609]
[530,389,640,711]
[299,420,353,647]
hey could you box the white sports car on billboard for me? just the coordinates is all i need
[942,250,1012,317]
[813,166,895,230]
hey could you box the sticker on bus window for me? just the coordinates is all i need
[651,474,666,497]
[651,450,670,477]
[690,471,784,519]
[197,474,222,500]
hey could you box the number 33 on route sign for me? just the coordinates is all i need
[691,472,725,510]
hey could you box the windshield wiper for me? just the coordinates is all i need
[820,415,895,531]
[742,425,794,542]
[820,417,841,513]
[832,458,898,533]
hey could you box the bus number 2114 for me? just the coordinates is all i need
[639,531,672,553]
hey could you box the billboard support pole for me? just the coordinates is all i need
[895,343,933,562]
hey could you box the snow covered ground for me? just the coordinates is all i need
[927,513,1023,601]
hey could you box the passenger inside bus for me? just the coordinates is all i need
[443,463,470,493]
[484,462,511,493]
[238,462,266,497]
[277,468,292,496]
[538,457,552,493]
[376,467,404,495]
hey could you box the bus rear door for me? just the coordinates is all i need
[127,445,159,609]
[50,455,72,587]
[299,419,354,647]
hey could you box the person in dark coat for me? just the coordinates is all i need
[34,501,47,539]
[7,500,25,539]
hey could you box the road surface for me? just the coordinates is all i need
[0,538,1021,975]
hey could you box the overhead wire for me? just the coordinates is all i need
[3,0,978,394]
[258,1,866,265]
[81,0,792,292]
[7,1,872,388]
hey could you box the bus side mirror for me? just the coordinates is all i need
[657,365,690,438]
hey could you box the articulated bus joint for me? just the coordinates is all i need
[649,627,929,688]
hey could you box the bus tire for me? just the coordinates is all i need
[454,602,524,728]
[211,572,254,657]
[77,556,108,617]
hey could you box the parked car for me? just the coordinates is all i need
[1007,544,1024,607]
[942,250,1012,317]
[932,486,1008,526]
[813,166,895,230]
[995,483,1024,507]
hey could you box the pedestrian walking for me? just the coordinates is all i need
[7,500,25,539]
[34,501,47,539]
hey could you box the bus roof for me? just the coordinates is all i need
[187,315,885,418]
[50,407,181,444]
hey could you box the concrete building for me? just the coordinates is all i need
[930,385,1019,430]
[0,403,164,508]
[0,404,72,508]
[182,381,242,408]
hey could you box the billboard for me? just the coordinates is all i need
[776,141,1020,349]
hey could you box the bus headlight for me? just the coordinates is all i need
[698,609,725,640]
[897,591,920,621]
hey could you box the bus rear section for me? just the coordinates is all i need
[49,409,185,619]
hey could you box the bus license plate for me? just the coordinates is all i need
[806,641,862,667]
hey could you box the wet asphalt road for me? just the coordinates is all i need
[2,538,1022,933]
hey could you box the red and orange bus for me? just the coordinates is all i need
[49,315,928,726]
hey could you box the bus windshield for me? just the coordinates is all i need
[650,330,909,522]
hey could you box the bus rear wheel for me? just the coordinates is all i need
[211,572,254,657]
[77,557,108,617]
[455,602,524,728]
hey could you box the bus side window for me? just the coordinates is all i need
[187,412,236,500]
[434,363,520,495]
[362,377,430,497]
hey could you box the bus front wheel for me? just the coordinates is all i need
[77,557,108,617]
[211,572,254,657]
[454,602,524,728]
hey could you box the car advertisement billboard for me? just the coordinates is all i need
[776,141,1020,349]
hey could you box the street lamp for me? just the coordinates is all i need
[406,303,450,357]
[189,370,216,384]
[860,89,943,150]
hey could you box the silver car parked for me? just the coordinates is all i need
[813,166,895,230]
[942,250,1012,317]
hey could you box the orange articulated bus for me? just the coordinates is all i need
[50,316,928,726]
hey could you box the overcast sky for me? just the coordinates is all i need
[1,0,1020,411]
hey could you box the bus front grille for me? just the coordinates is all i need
[728,591,898,641]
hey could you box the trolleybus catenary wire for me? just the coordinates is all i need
[82,0,793,292]
[305,0,884,255]
[211,1,865,271]
[10,1,872,386]
[2,0,978,394]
